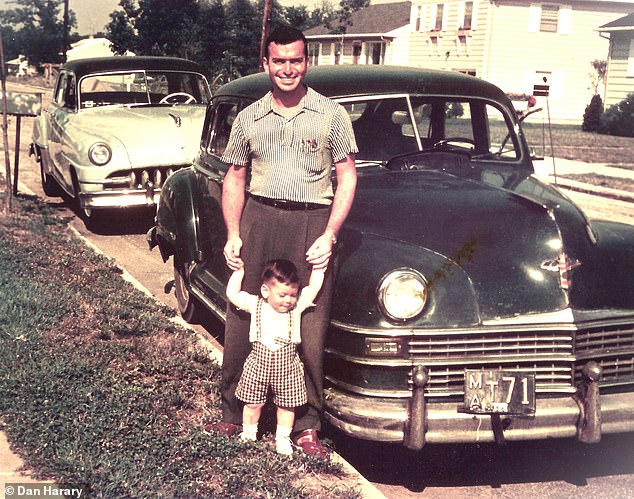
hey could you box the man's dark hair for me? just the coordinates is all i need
[265,25,308,59]
[261,259,301,286]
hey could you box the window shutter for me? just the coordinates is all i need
[528,3,540,33]
[442,3,449,31]
[457,2,465,29]
[557,5,571,34]
[471,0,478,30]
[429,4,437,30]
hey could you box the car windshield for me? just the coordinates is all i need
[79,70,211,108]
[340,95,520,164]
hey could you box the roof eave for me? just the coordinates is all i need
[306,33,398,40]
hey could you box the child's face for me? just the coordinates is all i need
[261,278,299,313]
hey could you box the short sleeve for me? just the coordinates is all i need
[328,105,358,163]
[221,113,251,166]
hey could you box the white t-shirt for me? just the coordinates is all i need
[229,291,315,351]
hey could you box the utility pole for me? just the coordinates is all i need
[62,0,69,63]
[258,0,273,71]
[0,35,13,213]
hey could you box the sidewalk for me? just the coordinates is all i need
[533,156,634,202]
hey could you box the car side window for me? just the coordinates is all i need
[63,75,76,111]
[485,104,519,160]
[54,72,68,106]
[206,101,239,157]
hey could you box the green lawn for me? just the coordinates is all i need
[0,195,360,498]
[521,122,634,168]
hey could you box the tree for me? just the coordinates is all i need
[106,0,139,55]
[107,0,231,78]
[589,59,607,95]
[582,94,603,132]
[0,0,77,66]
[326,0,370,35]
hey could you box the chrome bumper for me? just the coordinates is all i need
[78,186,160,210]
[324,365,634,449]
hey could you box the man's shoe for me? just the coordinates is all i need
[292,429,329,459]
[204,421,241,436]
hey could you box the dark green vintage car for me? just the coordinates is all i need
[148,65,634,449]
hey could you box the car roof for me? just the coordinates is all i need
[61,56,207,80]
[213,65,511,103]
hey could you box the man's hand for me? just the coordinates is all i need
[306,232,334,270]
[224,236,244,270]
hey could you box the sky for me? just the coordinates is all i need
[0,0,341,36]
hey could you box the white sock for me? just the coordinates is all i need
[241,423,258,441]
[275,425,292,441]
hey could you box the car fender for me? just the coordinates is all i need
[332,230,480,328]
[571,220,634,309]
[153,167,203,264]
[31,110,49,148]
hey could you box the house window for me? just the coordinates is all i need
[308,43,320,66]
[365,42,386,64]
[456,34,471,55]
[415,6,423,31]
[353,42,362,64]
[428,36,442,56]
[462,1,473,29]
[434,4,444,31]
[540,4,559,32]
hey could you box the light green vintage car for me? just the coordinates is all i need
[31,56,211,225]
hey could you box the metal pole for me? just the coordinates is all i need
[258,0,273,71]
[0,34,13,213]
[13,115,21,195]
[62,0,69,63]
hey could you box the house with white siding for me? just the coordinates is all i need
[306,0,634,124]
[304,2,412,66]
[598,12,634,108]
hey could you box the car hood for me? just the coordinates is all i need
[342,168,590,322]
[71,105,205,167]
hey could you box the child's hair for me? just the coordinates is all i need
[261,259,300,286]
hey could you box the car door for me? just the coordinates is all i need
[189,98,243,304]
[48,71,77,194]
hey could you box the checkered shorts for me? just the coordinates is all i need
[236,342,307,408]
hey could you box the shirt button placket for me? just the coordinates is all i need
[282,119,293,147]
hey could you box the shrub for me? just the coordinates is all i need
[599,92,634,137]
[582,94,603,132]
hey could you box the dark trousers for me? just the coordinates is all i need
[221,198,333,432]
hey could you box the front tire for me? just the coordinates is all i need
[38,148,63,197]
[174,256,204,323]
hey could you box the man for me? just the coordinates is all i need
[216,25,357,458]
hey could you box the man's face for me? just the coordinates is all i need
[261,278,299,313]
[263,40,308,95]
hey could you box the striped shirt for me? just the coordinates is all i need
[221,87,358,205]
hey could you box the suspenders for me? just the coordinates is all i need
[255,298,293,346]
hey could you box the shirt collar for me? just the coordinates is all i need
[254,86,324,121]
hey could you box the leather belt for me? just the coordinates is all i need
[250,194,328,211]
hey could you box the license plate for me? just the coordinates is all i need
[462,370,536,416]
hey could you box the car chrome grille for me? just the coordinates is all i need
[574,322,634,386]
[407,330,575,396]
[104,165,185,190]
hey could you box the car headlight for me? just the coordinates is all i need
[377,269,428,322]
[88,143,112,166]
